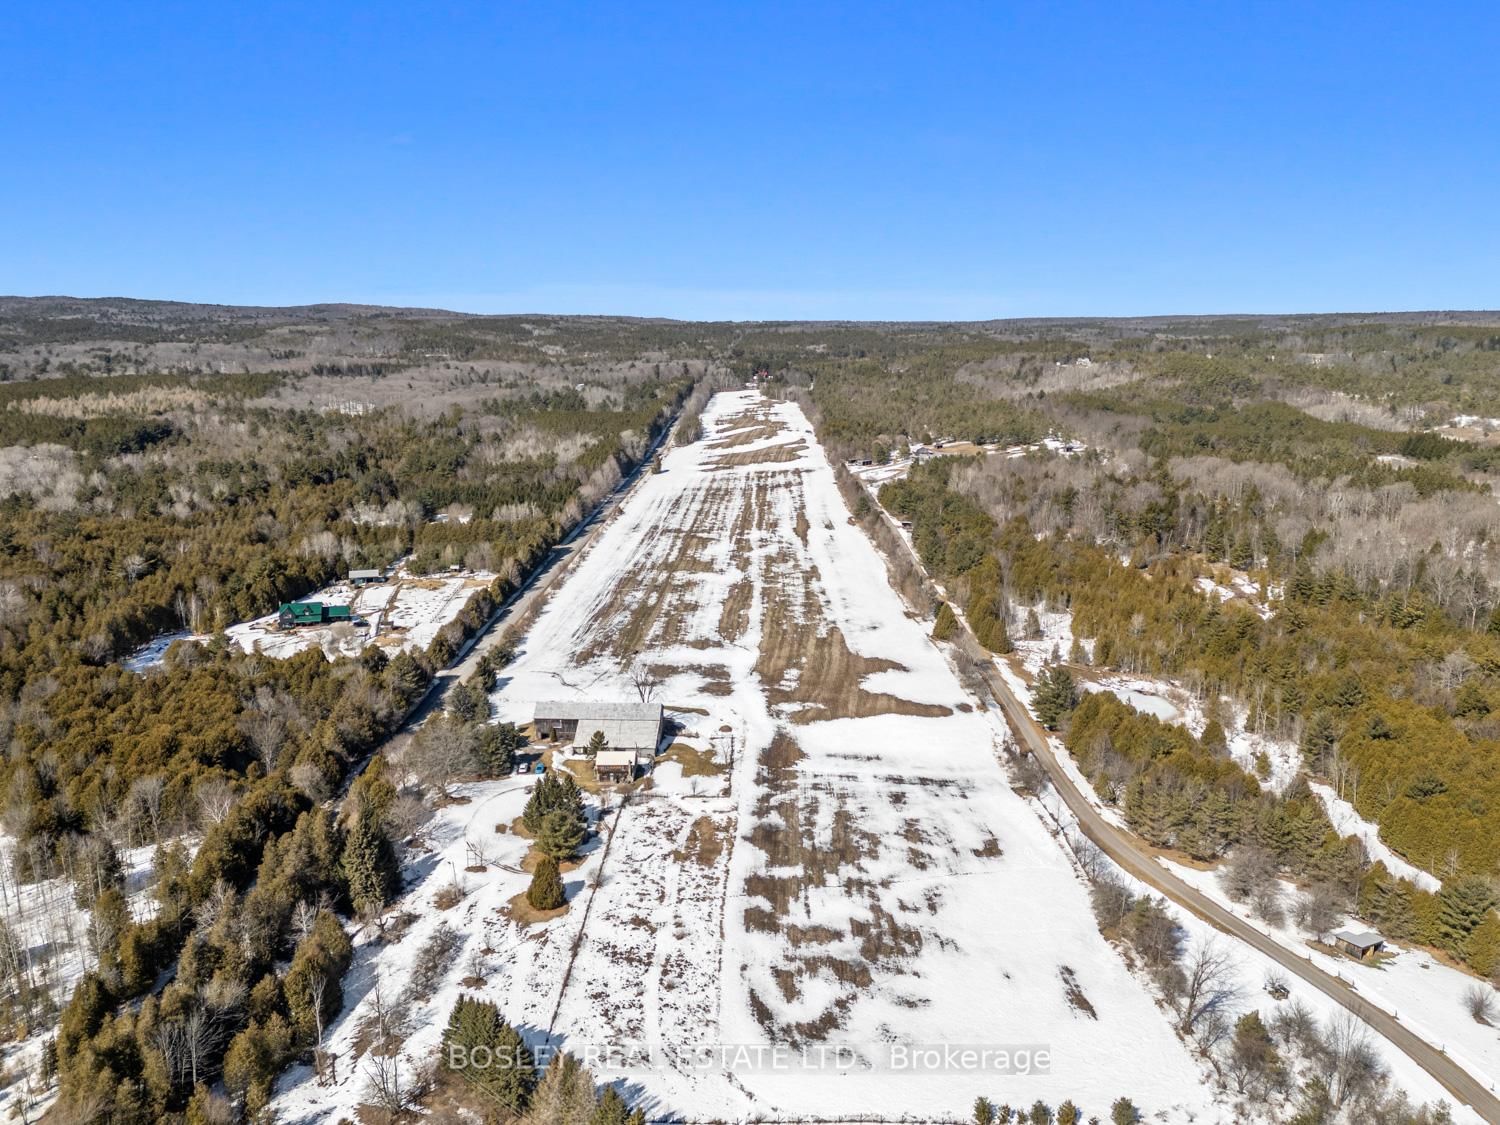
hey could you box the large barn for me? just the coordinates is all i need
[532,700,665,753]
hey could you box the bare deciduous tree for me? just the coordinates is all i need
[1220,845,1276,904]
[1465,983,1496,1025]
[400,718,477,799]
[124,775,166,843]
[238,685,302,774]
[1296,882,1344,942]
[290,760,332,803]
[1176,941,1239,1037]
[194,777,236,827]
[1319,1012,1385,1107]
[628,657,659,704]
[290,899,321,945]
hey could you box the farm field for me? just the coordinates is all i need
[276,390,1241,1122]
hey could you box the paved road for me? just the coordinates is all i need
[860,495,1500,1123]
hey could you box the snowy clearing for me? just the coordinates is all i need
[225,568,496,660]
[122,566,497,668]
[1308,782,1443,893]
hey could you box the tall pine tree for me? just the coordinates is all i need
[340,808,398,917]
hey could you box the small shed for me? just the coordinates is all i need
[1331,928,1385,959]
[349,569,385,586]
[533,700,664,753]
[594,749,638,784]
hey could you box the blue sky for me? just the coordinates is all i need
[3,2,1497,319]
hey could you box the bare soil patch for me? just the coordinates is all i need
[1060,965,1098,1019]
[503,890,569,927]
[706,410,785,449]
[706,439,808,469]
[718,579,752,642]
[658,743,726,776]
[675,815,732,866]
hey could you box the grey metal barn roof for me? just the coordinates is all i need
[533,700,663,723]
[570,718,662,751]
[1331,928,1384,949]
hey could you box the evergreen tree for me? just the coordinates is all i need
[1359,866,1418,941]
[1467,912,1500,978]
[593,1085,631,1125]
[1029,1101,1054,1125]
[442,995,536,1111]
[1057,1102,1080,1125]
[448,680,489,724]
[1204,515,1227,560]
[1437,878,1498,953]
[524,772,586,834]
[484,1019,537,1111]
[932,602,958,642]
[1230,534,1254,571]
[57,972,113,1065]
[1200,718,1228,756]
[340,807,399,917]
[523,774,560,833]
[1110,1098,1140,1125]
[974,1097,996,1125]
[536,808,587,862]
[480,721,526,775]
[1299,710,1337,771]
[523,1051,597,1124]
[527,856,566,911]
[1227,1010,1282,1094]
[222,1014,294,1112]
[185,1085,235,1125]
[585,729,608,758]
[284,911,353,1046]
[970,591,1012,653]
[39,1037,58,1084]
[1032,664,1079,730]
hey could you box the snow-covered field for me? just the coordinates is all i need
[275,392,1239,1122]
[269,391,1491,1123]
[121,566,497,667]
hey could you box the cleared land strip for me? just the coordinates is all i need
[860,489,1500,1124]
